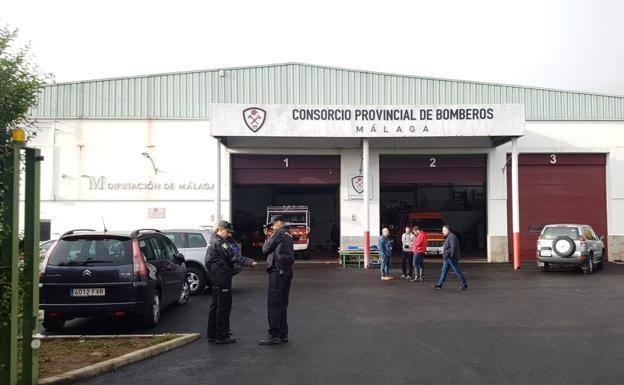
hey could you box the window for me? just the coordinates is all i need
[139,239,155,261]
[187,233,207,248]
[47,237,132,266]
[583,227,595,240]
[161,237,178,260]
[163,232,185,249]
[148,237,164,260]
[541,227,581,240]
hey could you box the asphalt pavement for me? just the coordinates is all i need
[51,262,624,385]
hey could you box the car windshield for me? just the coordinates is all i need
[541,227,581,240]
[411,218,444,232]
[47,237,133,266]
[268,213,307,224]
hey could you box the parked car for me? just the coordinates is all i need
[39,228,190,330]
[536,224,606,274]
[40,239,57,259]
[162,229,215,295]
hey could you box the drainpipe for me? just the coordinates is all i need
[511,137,521,269]
[363,139,370,268]
[216,138,221,222]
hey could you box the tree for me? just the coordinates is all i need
[0,25,48,365]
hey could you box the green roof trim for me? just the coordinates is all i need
[30,62,624,121]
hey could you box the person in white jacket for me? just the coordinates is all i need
[400,226,416,279]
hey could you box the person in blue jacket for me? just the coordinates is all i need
[378,228,393,280]
[432,224,468,291]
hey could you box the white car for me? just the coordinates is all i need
[536,224,606,274]
[162,229,214,295]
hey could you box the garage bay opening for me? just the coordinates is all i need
[380,155,487,260]
[231,155,340,260]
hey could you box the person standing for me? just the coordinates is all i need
[259,215,295,345]
[410,225,427,282]
[378,228,393,280]
[431,225,468,291]
[205,221,257,344]
[400,226,415,279]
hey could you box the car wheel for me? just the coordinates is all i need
[583,255,594,274]
[553,236,576,258]
[143,291,161,327]
[598,250,606,270]
[186,266,206,295]
[175,279,190,306]
[42,313,65,331]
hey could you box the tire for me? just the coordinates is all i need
[598,249,606,270]
[186,266,207,295]
[583,255,594,274]
[540,263,550,272]
[175,278,190,306]
[143,291,161,327]
[42,313,65,331]
[552,236,576,258]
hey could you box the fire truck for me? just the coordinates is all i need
[399,210,446,255]
[265,206,312,259]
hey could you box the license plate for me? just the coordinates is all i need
[540,250,552,257]
[71,288,105,297]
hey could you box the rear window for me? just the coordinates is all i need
[48,237,133,266]
[163,232,185,249]
[541,227,581,240]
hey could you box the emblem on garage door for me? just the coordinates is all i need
[351,175,364,194]
[243,107,266,133]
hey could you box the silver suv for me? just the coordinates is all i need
[536,224,606,274]
[162,229,214,295]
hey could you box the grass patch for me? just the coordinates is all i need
[18,334,182,380]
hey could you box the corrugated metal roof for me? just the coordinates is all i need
[30,62,624,121]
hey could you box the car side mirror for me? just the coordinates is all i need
[599,235,605,242]
[175,253,185,264]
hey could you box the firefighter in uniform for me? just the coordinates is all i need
[205,220,257,344]
[259,215,295,345]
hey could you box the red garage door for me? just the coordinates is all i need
[507,154,607,261]
[380,155,486,184]
[232,155,340,184]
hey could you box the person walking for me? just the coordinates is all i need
[259,215,295,345]
[410,225,427,282]
[431,225,468,291]
[205,221,257,344]
[401,226,415,279]
[378,228,393,280]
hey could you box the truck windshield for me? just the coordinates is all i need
[541,227,581,240]
[411,218,444,232]
[268,213,307,224]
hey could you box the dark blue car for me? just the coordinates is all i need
[39,229,189,330]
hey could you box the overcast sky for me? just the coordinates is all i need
[3,0,623,96]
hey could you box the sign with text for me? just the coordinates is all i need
[211,104,524,138]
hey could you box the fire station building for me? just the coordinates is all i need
[28,63,624,264]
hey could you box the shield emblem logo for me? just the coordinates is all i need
[242,107,266,133]
[351,175,364,194]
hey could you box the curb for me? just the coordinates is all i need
[39,333,200,385]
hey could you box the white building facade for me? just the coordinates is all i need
[27,63,624,264]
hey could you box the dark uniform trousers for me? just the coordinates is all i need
[267,269,292,338]
[207,276,232,339]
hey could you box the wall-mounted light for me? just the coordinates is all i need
[141,152,159,174]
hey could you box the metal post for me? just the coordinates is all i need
[0,147,20,385]
[363,139,370,268]
[511,138,521,269]
[215,138,221,222]
[22,148,41,385]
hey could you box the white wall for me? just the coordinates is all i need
[26,119,624,261]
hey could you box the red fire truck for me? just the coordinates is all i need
[399,210,446,255]
[265,206,312,259]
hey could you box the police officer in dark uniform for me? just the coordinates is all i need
[205,220,257,344]
[259,215,295,345]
